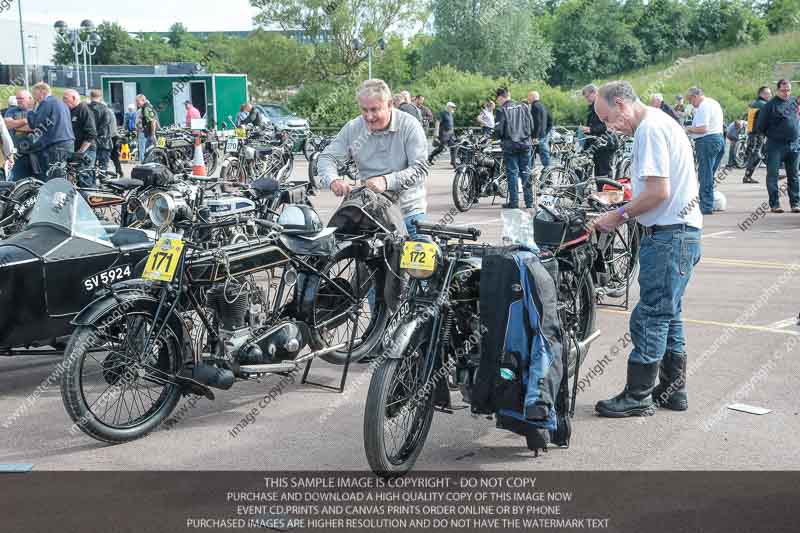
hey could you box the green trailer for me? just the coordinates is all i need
[101,73,248,129]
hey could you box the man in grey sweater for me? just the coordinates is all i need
[318,79,430,237]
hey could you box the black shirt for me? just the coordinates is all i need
[70,102,97,152]
[530,100,552,139]
[755,96,799,142]
[659,101,681,123]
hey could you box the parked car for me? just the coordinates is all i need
[255,103,310,152]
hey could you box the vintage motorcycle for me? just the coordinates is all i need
[0,178,154,355]
[219,127,294,184]
[363,220,601,476]
[451,136,507,212]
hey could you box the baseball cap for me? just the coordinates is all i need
[446,101,456,108]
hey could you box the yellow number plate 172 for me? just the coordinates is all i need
[142,237,185,282]
[400,241,437,272]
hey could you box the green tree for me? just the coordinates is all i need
[232,30,314,89]
[629,0,690,61]
[548,0,647,86]
[763,0,800,33]
[167,23,189,48]
[427,0,553,81]
[250,0,428,77]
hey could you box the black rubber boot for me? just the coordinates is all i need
[595,362,658,418]
[652,351,688,411]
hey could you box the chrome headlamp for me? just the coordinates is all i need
[147,191,190,229]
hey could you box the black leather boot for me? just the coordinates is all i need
[595,362,658,418]
[652,351,688,411]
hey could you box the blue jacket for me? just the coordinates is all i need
[124,111,137,132]
[27,95,74,149]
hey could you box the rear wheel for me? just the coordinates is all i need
[364,329,434,477]
[734,140,748,168]
[310,246,389,364]
[220,157,248,184]
[540,166,577,188]
[452,167,477,212]
[601,221,639,298]
[204,147,219,175]
[60,310,182,443]
[558,270,596,376]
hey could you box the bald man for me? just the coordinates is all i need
[527,90,552,168]
[63,89,98,186]
[4,89,35,181]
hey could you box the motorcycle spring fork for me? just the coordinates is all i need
[440,307,455,348]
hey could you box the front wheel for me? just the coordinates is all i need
[734,140,748,168]
[60,310,183,443]
[364,329,434,477]
[452,167,477,212]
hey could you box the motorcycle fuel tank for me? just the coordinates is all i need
[205,196,256,219]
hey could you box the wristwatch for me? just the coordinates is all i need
[617,206,630,220]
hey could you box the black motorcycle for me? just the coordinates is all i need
[144,127,219,176]
[60,199,391,442]
[451,136,507,212]
[219,127,294,184]
[363,220,600,476]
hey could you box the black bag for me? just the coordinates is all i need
[472,249,571,451]
[131,163,173,188]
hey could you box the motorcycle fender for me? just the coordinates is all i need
[384,315,426,360]
[71,280,193,363]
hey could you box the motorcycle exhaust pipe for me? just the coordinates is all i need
[179,363,235,392]
[569,329,601,363]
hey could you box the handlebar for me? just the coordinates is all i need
[412,220,481,241]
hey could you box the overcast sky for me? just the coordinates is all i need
[0,0,261,32]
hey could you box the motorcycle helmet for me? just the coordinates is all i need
[278,204,323,235]
[713,191,727,212]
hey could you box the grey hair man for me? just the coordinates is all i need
[527,90,552,167]
[685,86,725,214]
[649,93,681,123]
[88,89,121,175]
[63,88,98,186]
[592,80,702,418]
[317,79,429,238]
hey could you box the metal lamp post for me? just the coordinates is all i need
[353,37,386,80]
[53,20,101,95]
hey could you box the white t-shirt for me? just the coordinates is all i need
[690,97,724,138]
[630,108,703,229]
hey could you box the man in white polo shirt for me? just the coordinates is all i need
[685,86,725,215]
[592,80,702,418]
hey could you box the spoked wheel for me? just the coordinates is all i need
[558,270,596,376]
[452,167,477,212]
[204,148,219,176]
[601,220,639,298]
[310,246,389,364]
[60,311,182,443]
[364,330,435,477]
[220,158,248,184]
[302,139,317,161]
[540,167,577,188]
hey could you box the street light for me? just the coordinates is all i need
[353,37,386,80]
[53,19,101,95]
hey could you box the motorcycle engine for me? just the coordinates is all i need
[207,281,257,359]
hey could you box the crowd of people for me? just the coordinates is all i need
[0,83,170,184]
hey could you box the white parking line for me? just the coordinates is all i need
[766,318,799,330]
[458,218,502,226]
[702,230,735,239]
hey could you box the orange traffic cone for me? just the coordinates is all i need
[191,136,207,177]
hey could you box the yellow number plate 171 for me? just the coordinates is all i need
[400,241,437,272]
[142,237,185,282]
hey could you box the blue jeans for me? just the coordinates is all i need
[9,154,33,182]
[765,139,800,208]
[535,135,551,168]
[629,226,702,364]
[694,134,725,213]
[138,132,153,162]
[504,148,533,207]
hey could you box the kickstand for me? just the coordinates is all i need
[301,264,362,393]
